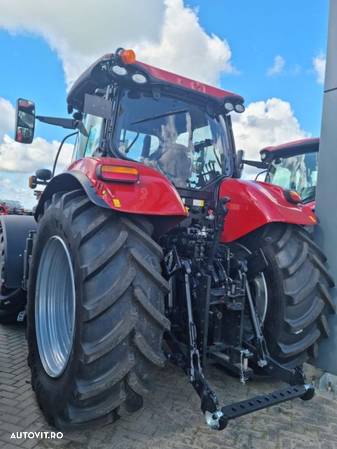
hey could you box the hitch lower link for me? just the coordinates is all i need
[179,261,315,431]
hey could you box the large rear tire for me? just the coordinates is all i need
[243,223,335,368]
[27,190,169,429]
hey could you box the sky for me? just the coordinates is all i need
[0,0,329,207]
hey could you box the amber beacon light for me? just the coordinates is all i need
[120,49,136,65]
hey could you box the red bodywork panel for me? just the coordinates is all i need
[303,200,316,213]
[68,157,187,217]
[219,179,317,243]
[136,61,240,101]
[67,53,244,112]
[68,159,317,242]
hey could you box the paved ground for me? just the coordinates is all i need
[1,324,337,449]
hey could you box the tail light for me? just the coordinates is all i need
[284,189,302,204]
[98,164,139,183]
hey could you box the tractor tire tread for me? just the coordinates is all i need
[247,223,334,368]
[27,191,168,429]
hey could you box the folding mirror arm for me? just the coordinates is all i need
[36,115,88,137]
[242,159,269,169]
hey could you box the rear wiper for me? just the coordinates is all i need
[132,109,187,125]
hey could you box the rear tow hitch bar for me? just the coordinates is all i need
[203,383,314,430]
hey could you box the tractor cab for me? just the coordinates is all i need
[260,138,319,205]
[67,50,246,191]
[15,49,245,196]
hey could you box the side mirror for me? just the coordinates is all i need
[15,98,36,144]
[36,168,52,181]
[29,168,52,190]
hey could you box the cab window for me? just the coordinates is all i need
[73,114,104,160]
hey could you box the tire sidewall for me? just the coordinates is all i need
[27,205,84,421]
[259,242,286,356]
[239,225,289,358]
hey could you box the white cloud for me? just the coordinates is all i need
[0,176,36,209]
[0,97,73,207]
[0,134,73,173]
[135,0,234,85]
[313,54,326,84]
[0,133,73,207]
[232,98,308,178]
[267,55,285,76]
[0,0,165,87]
[0,0,234,87]
[0,98,15,140]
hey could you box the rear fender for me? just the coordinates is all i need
[219,179,318,243]
[0,215,37,289]
[35,157,187,235]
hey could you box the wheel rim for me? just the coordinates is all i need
[35,235,76,378]
[250,272,268,323]
[231,243,268,324]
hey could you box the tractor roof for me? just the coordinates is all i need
[67,51,244,112]
[260,137,319,161]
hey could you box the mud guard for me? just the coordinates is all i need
[34,170,110,219]
[35,158,187,235]
[219,179,318,243]
[0,215,37,289]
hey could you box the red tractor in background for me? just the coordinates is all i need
[0,204,9,215]
[244,137,319,212]
[1,48,334,431]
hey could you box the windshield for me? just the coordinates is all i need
[113,89,233,189]
[267,151,318,202]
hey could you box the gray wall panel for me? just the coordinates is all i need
[325,0,337,91]
[315,0,337,373]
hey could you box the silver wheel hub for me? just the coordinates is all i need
[250,271,268,323]
[232,243,268,324]
[35,235,76,378]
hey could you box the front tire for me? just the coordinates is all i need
[243,223,335,368]
[27,190,169,429]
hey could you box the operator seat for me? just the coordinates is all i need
[158,142,191,188]
[157,117,192,187]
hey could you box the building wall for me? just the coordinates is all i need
[315,0,337,373]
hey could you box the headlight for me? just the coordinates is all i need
[111,65,128,76]
[132,73,147,84]
[234,104,245,113]
[224,102,234,112]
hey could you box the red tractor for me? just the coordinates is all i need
[0,204,9,215]
[2,49,334,430]
[244,137,319,211]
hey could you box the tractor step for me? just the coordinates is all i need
[220,383,314,423]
